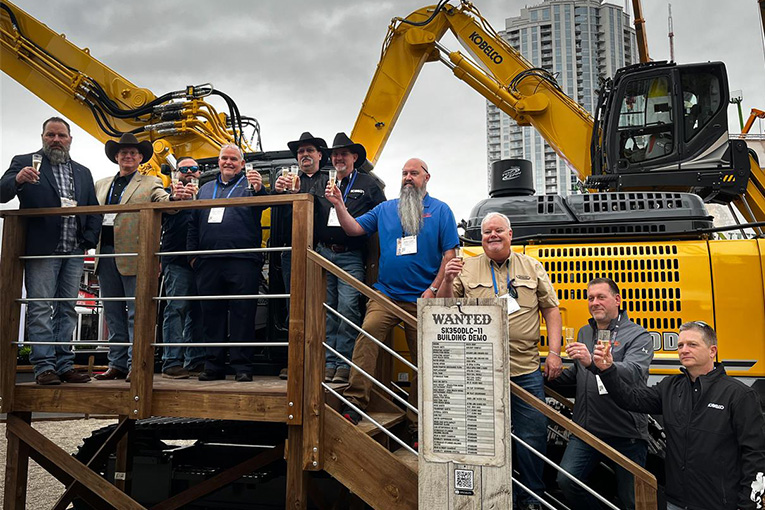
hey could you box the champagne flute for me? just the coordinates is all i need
[189,176,199,198]
[31,154,42,185]
[564,327,575,347]
[328,169,337,193]
[289,164,299,191]
[281,167,294,192]
[454,246,464,261]
[245,162,255,191]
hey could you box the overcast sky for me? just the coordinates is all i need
[2,0,764,223]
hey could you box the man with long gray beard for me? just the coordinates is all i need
[1,117,101,385]
[325,158,459,435]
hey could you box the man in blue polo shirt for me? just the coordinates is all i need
[325,157,459,431]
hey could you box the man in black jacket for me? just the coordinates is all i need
[0,117,101,385]
[594,321,765,510]
[550,277,653,510]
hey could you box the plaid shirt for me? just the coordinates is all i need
[51,161,79,254]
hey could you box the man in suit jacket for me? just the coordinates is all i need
[93,133,188,381]
[0,117,101,385]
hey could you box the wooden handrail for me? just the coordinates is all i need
[0,193,313,217]
[511,381,657,489]
[306,249,417,328]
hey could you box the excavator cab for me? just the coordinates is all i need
[590,62,750,203]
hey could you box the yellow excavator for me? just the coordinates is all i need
[350,1,765,387]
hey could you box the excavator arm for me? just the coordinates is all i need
[0,1,257,181]
[351,1,594,181]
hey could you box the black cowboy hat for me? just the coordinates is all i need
[287,132,329,167]
[325,132,367,169]
[105,133,153,164]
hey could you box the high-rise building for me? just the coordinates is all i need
[486,0,637,196]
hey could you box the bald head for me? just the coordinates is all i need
[401,158,430,192]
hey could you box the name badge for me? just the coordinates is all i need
[61,197,77,208]
[327,207,341,227]
[102,213,116,226]
[596,374,609,395]
[396,235,417,256]
[207,207,225,223]
[500,293,521,315]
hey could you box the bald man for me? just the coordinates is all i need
[325,158,459,435]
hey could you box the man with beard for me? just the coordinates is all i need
[438,212,562,510]
[316,133,385,384]
[94,133,189,382]
[1,117,101,385]
[325,157,459,433]
[187,144,267,382]
[271,132,329,379]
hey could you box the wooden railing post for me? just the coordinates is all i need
[635,478,658,510]
[0,216,27,414]
[130,208,162,419]
[302,255,326,471]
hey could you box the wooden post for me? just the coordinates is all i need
[3,411,31,510]
[286,425,308,510]
[113,416,134,493]
[302,255,326,470]
[130,209,162,419]
[286,196,313,426]
[0,216,26,413]
[418,298,512,509]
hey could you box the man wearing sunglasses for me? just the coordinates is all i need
[159,157,205,379]
[438,211,562,510]
[595,321,765,510]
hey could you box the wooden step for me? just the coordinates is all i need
[392,447,418,474]
[357,409,406,436]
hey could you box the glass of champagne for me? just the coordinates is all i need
[280,167,294,193]
[31,154,42,185]
[328,169,337,194]
[245,162,255,191]
[289,164,299,191]
[454,246,464,261]
[564,327,575,348]
[189,176,199,199]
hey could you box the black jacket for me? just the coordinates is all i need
[549,312,653,441]
[600,363,765,510]
[0,151,101,255]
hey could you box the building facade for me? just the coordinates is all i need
[487,0,637,196]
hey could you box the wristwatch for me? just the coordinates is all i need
[429,286,438,293]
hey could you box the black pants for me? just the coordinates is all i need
[194,257,261,374]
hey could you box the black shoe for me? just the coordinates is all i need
[235,372,253,382]
[36,370,61,385]
[278,367,288,380]
[187,363,205,376]
[341,405,361,425]
[198,370,225,381]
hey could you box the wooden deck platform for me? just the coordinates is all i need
[12,375,294,422]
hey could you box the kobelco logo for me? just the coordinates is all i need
[501,167,522,181]
[469,31,503,65]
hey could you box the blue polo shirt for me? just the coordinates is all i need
[356,194,459,302]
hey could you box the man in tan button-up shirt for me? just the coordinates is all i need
[438,211,562,510]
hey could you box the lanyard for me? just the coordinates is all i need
[108,174,130,204]
[490,262,512,297]
[341,170,358,203]
[213,173,245,199]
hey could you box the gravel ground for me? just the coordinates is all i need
[0,416,118,509]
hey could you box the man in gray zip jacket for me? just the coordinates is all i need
[549,277,653,510]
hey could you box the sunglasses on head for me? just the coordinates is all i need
[178,166,199,174]
[508,278,518,299]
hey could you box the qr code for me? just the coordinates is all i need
[454,469,474,491]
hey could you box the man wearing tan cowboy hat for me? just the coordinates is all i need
[93,133,189,382]
[317,133,385,383]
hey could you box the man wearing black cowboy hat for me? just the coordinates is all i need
[316,133,385,383]
[93,132,188,382]
[0,117,101,385]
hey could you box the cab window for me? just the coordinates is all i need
[617,76,674,164]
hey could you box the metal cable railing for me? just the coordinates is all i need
[323,383,418,457]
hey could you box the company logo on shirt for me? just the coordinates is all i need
[707,402,725,410]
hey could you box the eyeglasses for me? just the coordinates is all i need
[508,278,518,299]
[178,166,199,173]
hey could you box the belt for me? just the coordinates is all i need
[320,242,350,253]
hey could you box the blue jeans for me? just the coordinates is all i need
[557,435,648,510]
[511,369,548,504]
[98,245,136,372]
[161,263,205,371]
[25,250,84,377]
[316,245,365,370]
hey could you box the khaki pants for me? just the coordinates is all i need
[343,298,419,426]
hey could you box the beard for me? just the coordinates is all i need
[398,183,426,236]
[42,143,71,165]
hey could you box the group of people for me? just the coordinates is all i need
[3,117,764,510]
